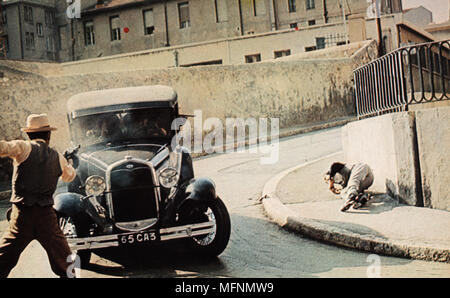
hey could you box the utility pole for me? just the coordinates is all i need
[340,0,348,44]
[0,2,7,59]
[375,0,384,57]
[164,0,170,46]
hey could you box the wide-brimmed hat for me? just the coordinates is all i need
[21,113,57,133]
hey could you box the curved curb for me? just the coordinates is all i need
[261,152,450,263]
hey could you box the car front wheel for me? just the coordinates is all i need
[58,214,92,268]
[183,197,231,257]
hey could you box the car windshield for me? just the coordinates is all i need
[70,108,174,148]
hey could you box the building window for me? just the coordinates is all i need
[45,10,55,26]
[288,0,296,13]
[385,0,392,13]
[143,9,155,35]
[2,9,7,24]
[24,6,33,23]
[245,54,261,63]
[110,16,121,41]
[274,49,291,59]
[316,37,325,49]
[308,19,316,26]
[25,32,35,50]
[46,35,55,53]
[214,0,228,22]
[290,22,298,29]
[305,46,316,52]
[1,35,8,53]
[306,0,315,10]
[84,21,95,46]
[178,2,190,29]
[36,23,44,37]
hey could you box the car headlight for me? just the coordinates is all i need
[159,167,179,188]
[85,175,106,196]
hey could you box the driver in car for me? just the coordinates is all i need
[86,115,122,143]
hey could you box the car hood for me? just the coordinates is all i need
[81,144,165,172]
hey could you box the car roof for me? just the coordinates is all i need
[67,85,178,118]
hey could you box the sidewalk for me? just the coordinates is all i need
[262,152,450,263]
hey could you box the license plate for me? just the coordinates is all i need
[118,231,159,246]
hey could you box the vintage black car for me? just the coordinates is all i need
[54,85,231,266]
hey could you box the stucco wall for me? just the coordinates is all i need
[415,107,450,211]
[1,58,359,149]
[0,40,376,189]
[342,106,450,211]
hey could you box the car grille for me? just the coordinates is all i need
[108,161,158,223]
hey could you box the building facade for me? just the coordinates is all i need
[424,21,450,41]
[402,5,433,28]
[0,3,7,59]
[1,0,403,62]
[1,0,58,60]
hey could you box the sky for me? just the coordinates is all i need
[402,0,449,23]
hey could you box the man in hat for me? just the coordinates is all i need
[0,113,76,278]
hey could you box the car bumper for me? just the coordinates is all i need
[67,221,215,251]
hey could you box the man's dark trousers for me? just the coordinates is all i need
[0,203,72,278]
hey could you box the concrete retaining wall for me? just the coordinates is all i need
[415,107,450,211]
[342,106,450,211]
[342,111,421,206]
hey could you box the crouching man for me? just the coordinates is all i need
[0,114,76,278]
[324,162,374,212]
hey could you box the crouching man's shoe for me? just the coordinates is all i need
[352,194,369,210]
[340,195,356,212]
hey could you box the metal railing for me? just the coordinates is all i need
[353,40,450,119]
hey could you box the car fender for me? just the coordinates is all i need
[177,178,217,211]
[53,192,84,217]
[186,178,217,201]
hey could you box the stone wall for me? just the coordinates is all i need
[0,40,376,189]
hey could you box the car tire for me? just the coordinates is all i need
[184,197,231,257]
[58,213,92,268]
[6,207,12,222]
[76,250,92,267]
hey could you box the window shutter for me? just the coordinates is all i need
[111,16,120,29]
[179,3,189,23]
[144,10,154,27]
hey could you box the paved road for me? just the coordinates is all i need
[3,127,450,277]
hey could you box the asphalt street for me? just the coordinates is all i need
[3,127,450,277]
